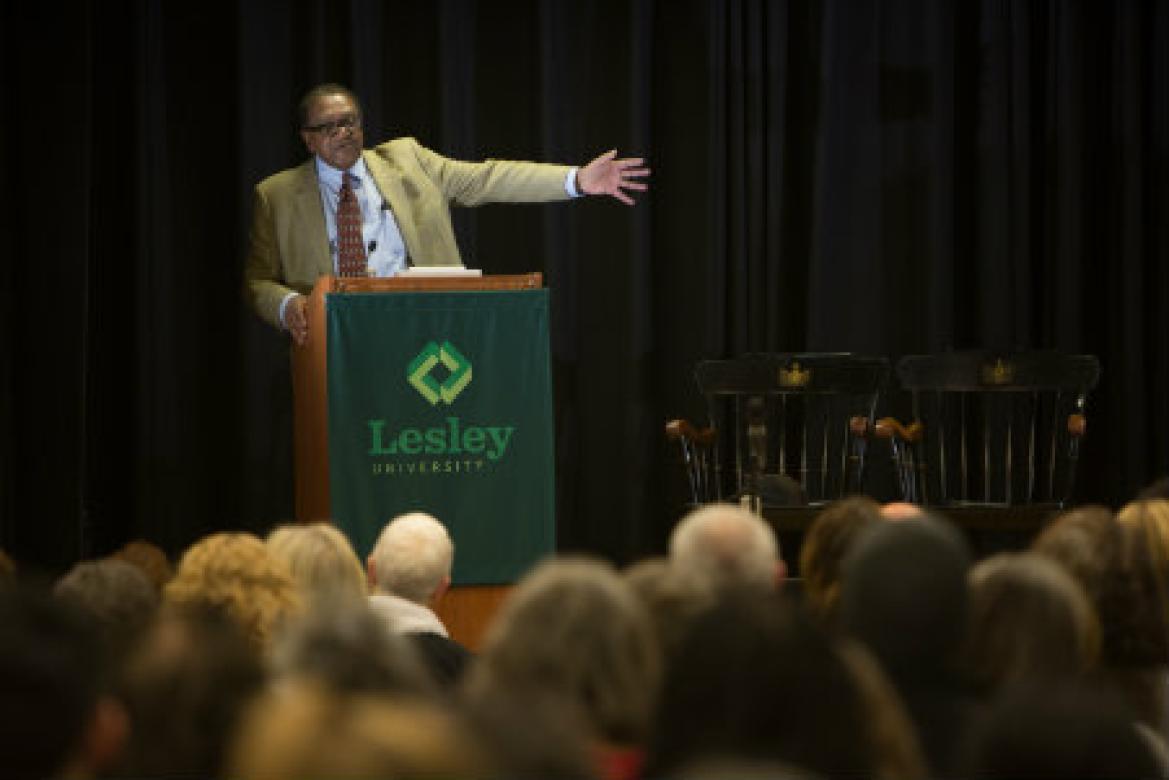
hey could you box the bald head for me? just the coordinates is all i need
[669,505,784,593]
[881,502,924,522]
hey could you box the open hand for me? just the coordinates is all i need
[577,149,650,205]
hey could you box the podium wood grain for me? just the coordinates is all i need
[435,584,512,652]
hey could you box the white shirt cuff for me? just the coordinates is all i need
[565,167,582,198]
[277,292,298,329]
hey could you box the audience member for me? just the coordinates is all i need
[1035,499,1169,751]
[880,501,924,521]
[669,503,785,594]
[646,593,920,779]
[1038,502,1169,736]
[962,552,1099,695]
[961,683,1166,778]
[836,640,927,779]
[367,512,471,687]
[55,558,159,667]
[1032,504,1120,605]
[465,556,660,780]
[1112,499,1169,734]
[0,547,16,583]
[622,556,716,672]
[164,532,301,652]
[839,513,974,776]
[799,496,882,626]
[1116,500,1169,617]
[115,605,265,778]
[266,521,367,604]
[663,757,821,779]
[0,587,128,780]
[1138,476,1169,501]
[111,539,173,593]
[269,598,435,698]
[229,682,485,780]
[458,685,601,780]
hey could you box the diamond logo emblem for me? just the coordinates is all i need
[407,341,473,406]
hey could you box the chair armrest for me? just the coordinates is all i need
[665,419,717,447]
[873,417,924,444]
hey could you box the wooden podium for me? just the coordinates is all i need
[291,272,545,649]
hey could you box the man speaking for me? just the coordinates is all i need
[244,83,649,343]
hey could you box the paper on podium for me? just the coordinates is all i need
[397,266,483,278]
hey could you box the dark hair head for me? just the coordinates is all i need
[457,686,598,780]
[799,496,882,626]
[1137,476,1169,501]
[116,605,266,778]
[297,83,363,129]
[0,586,105,780]
[0,547,16,583]
[839,513,972,679]
[962,683,1163,778]
[113,540,173,592]
[269,598,435,698]
[55,558,159,665]
[962,552,1100,694]
[647,595,871,778]
[623,556,716,670]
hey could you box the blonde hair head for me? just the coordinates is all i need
[1115,499,1169,660]
[1117,500,1169,566]
[229,681,484,779]
[165,532,301,650]
[266,523,367,604]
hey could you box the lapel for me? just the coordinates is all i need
[362,150,422,259]
[291,159,332,277]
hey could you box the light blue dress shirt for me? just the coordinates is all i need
[314,156,410,277]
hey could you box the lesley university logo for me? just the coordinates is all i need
[407,341,472,405]
[366,339,515,474]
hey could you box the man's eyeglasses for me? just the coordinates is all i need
[303,114,361,137]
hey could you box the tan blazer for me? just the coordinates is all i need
[244,137,573,328]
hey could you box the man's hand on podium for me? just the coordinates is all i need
[284,294,309,347]
[577,149,650,206]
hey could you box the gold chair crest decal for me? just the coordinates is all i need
[778,361,812,388]
[980,358,1016,386]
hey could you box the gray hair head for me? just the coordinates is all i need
[369,513,454,604]
[669,504,782,593]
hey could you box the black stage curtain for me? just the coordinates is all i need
[2,0,1166,573]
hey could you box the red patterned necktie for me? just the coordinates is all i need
[336,173,367,277]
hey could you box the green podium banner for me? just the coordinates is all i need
[326,289,556,584]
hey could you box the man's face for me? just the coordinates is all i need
[300,92,364,171]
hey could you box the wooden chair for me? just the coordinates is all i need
[666,354,890,509]
[879,351,1101,508]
